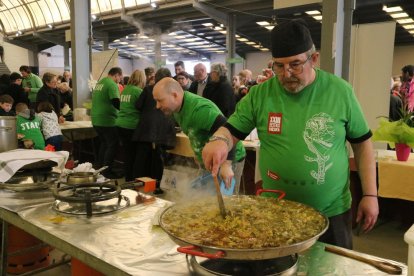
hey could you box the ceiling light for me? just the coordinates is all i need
[175,35,186,39]
[390,12,409,19]
[237,38,248,42]
[140,35,149,39]
[402,24,414,30]
[47,24,53,29]
[382,5,402,13]
[265,26,275,31]
[168,32,176,36]
[219,30,227,34]
[397,18,414,24]
[306,10,321,15]
[245,41,255,45]
[119,42,128,45]
[214,26,222,31]
[409,30,414,34]
[113,39,120,42]
[150,1,158,9]
[256,21,270,26]
[202,23,214,27]
[253,45,261,48]
[313,15,323,21]
[260,48,269,51]
[91,14,97,21]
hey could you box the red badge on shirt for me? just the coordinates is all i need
[268,112,282,134]
[267,170,280,180]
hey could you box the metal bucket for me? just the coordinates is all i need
[0,116,18,153]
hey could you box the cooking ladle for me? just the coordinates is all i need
[325,245,403,275]
[213,176,227,219]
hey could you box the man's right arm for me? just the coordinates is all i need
[202,126,239,177]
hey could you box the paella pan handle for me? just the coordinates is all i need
[256,189,286,199]
[177,245,225,259]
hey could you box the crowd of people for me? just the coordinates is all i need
[0,19,384,249]
[389,64,414,122]
[0,68,73,151]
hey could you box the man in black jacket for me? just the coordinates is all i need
[203,63,236,118]
[5,72,29,112]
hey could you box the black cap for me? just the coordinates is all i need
[9,72,22,81]
[271,19,314,58]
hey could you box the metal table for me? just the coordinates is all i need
[0,189,408,276]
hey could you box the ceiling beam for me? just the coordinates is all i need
[33,32,65,46]
[192,1,228,25]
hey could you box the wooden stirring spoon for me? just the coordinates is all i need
[213,176,227,219]
[325,245,402,275]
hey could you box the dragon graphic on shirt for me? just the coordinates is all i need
[303,112,335,184]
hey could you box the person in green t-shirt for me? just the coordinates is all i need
[19,65,43,107]
[153,77,246,195]
[91,67,123,179]
[16,102,45,150]
[115,69,146,181]
[202,20,379,249]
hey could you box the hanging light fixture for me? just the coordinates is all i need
[150,0,159,9]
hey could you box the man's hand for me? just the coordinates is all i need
[356,196,379,233]
[219,161,234,188]
[202,140,228,177]
[24,87,30,93]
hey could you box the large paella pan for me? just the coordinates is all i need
[159,190,328,260]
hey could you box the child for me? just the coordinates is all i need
[0,94,15,116]
[36,101,63,151]
[15,102,45,150]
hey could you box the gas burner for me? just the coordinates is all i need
[189,254,298,276]
[52,181,130,217]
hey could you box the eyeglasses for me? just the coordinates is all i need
[272,55,313,75]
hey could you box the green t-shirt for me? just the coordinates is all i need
[174,91,246,166]
[22,73,43,102]
[16,115,45,150]
[91,77,120,127]
[227,69,370,217]
[115,85,142,129]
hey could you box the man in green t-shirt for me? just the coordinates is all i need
[202,20,378,249]
[19,65,43,107]
[91,67,123,179]
[153,77,246,195]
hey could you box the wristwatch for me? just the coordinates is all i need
[208,135,230,148]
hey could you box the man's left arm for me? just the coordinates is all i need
[350,138,379,233]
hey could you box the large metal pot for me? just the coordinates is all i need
[159,190,328,260]
[0,116,18,153]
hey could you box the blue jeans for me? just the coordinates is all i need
[45,135,63,151]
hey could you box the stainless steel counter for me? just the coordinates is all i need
[0,189,408,275]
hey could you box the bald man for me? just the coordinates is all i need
[153,77,246,194]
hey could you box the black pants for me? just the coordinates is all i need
[117,127,137,182]
[94,126,119,172]
[318,209,353,249]
[134,142,164,188]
